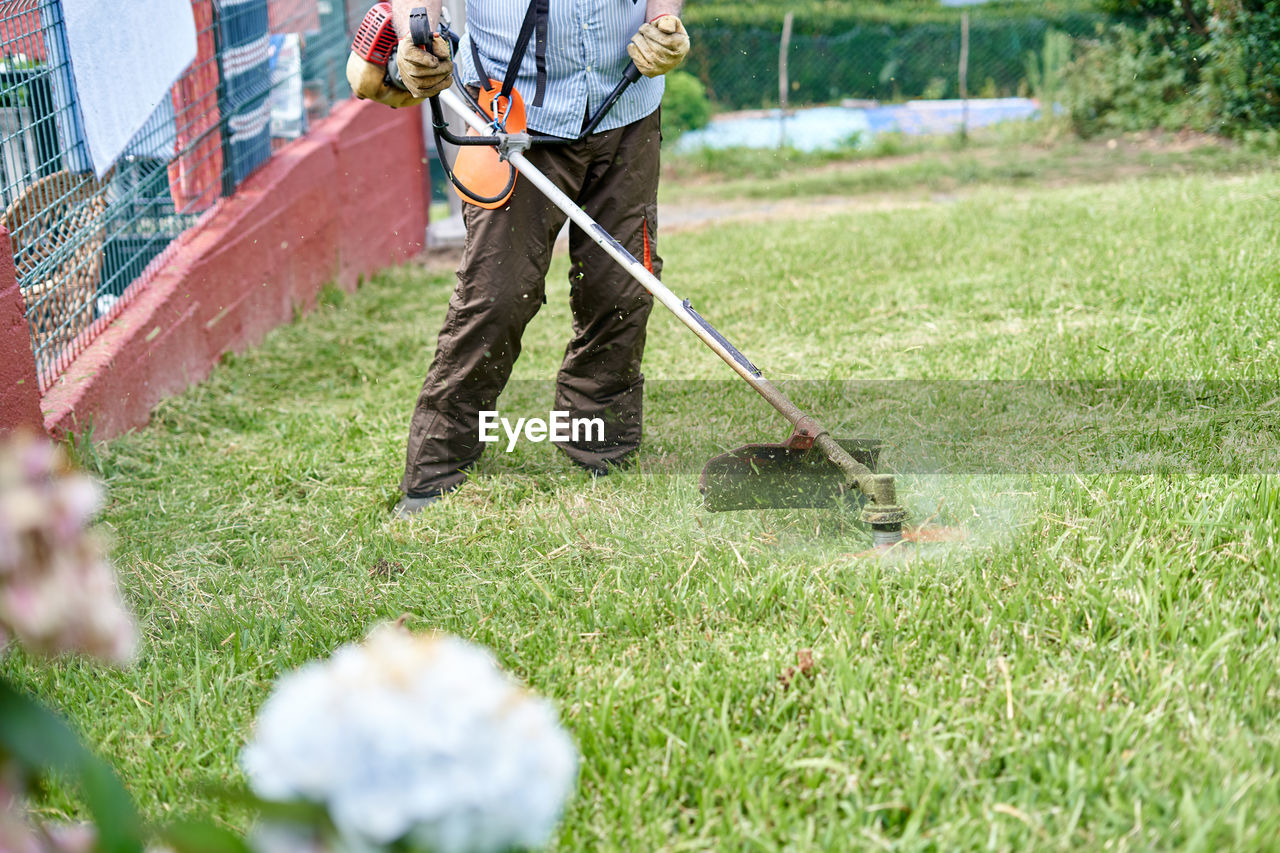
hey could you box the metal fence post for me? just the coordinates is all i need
[210,2,238,199]
[38,0,90,174]
[959,10,970,139]
[778,10,792,149]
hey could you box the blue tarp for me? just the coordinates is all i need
[676,98,1041,153]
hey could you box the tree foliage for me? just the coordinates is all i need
[1064,0,1280,135]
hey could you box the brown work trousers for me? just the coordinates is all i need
[401,111,662,497]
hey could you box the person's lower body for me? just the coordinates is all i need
[399,111,663,506]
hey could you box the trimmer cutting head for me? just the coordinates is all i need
[699,437,882,512]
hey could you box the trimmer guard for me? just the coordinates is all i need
[699,438,882,511]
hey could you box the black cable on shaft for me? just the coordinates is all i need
[429,98,517,207]
[424,25,517,207]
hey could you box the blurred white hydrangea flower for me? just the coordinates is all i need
[241,625,578,853]
[0,433,136,663]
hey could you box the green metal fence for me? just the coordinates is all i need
[0,0,354,391]
[685,11,1105,110]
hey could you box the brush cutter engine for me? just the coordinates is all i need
[351,2,397,67]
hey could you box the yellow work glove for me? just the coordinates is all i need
[346,52,424,108]
[396,34,454,98]
[627,14,690,78]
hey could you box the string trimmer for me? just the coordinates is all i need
[352,5,908,546]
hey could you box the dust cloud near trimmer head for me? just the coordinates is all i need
[699,436,908,546]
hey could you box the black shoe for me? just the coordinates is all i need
[391,488,456,519]
[570,452,636,478]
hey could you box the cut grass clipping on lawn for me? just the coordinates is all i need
[7,161,1280,849]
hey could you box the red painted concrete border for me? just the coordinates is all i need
[0,226,43,433]
[323,99,434,288]
[36,99,428,440]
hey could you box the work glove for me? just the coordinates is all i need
[396,34,454,98]
[627,14,690,78]
[346,52,424,108]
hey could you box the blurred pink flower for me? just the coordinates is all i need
[0,761,40,853]
[0,433,136,664]
[0,811,100,853]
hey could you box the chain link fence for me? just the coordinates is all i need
[685,9,1105,112]
[0,0,353,391]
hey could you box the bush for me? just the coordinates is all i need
[1024,28,1074,110]
[1062,0,1280,136]
[1063,21,1207,136]
[661,70,712,142]
[1200,1,1280,130]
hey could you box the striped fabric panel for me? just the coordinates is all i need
[215,0,273,184]
[227,99,271,139]
[216,0,271,106]
[217,0,271,43]
[220,33,272,77]
[227,119,271,186]
[455,0,664,138]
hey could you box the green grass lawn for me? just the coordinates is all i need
[8,154,1280,849]
[660,128,1279,205]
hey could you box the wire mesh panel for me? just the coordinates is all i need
[686,11,1105,110]
[0,0,356,391]
[0,0,101,386]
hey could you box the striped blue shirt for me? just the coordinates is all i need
[455,0,664,138]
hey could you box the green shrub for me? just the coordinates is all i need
[1062,0,1280,136]
[1063,21,1206,136]
[1094,0,1201,17]
[1024,28,1074,109]
[660,70,712,143]
[1200,1,1280,131]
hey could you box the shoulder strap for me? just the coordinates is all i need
[467,0,549,109]
[469,33,490,86]
[531,0,548,107]
[501,0,548,108]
